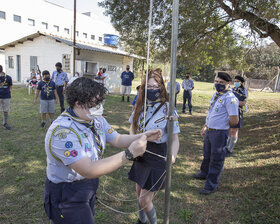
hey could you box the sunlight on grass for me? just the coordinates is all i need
[0,85,279,223]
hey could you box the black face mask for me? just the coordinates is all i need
[56,68,61,72]
[186,76,190,79]
[126,67,130,71]
[44,77,50,81]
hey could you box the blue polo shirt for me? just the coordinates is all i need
[37,80,56,100]
[51,70,69,86]
[0,74,13,99]
[206,91,239,130]
[121,71,134,86]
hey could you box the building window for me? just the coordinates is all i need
[8,56,14,68]
[62,54,71,73]
[64,28,70,34]
[53,25,59,32]
[76,31,79,37]
[0,11,6,19]
[30,56,37,71]
[13,15,21,23]
[83,33,87,38]
[99,37,102,42]
[28,18,35,26]
[42,22,48,29]
[91,35,95,40]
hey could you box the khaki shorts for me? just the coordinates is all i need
[121,85,132,95]
[0,98,10,112]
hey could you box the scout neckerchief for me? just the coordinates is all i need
[137,101,165,133]
[62,108,104,159]
[43,80,51,98]
[209,90,228,109]
[0,73,7,88]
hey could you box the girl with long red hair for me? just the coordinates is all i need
[128,69,180,224]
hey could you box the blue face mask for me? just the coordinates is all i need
[234,82,241,88]
[215,83,226,92]
[147,89,161,101]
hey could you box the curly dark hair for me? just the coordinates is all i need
[66,77,106,108]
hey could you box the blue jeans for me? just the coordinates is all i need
[182,90,192,113]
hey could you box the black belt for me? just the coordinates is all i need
[207,128,227,131]
[56,85,64,87]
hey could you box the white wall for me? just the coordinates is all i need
[0,51,5,71]
[0,0,118,46]
[77,50,133,93]
[4,35,134,92]
[4,36,72,82]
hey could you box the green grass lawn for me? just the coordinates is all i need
[0,82,279,224]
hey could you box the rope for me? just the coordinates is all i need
[143,0,153,129]
[101,170,166,202]
[97,174,166,215]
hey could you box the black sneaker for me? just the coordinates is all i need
[136,219,147,224]
[121,96,124,102]
[41,122,46,128]
[192,173,206,180]
[199,188,216,195]
[4,123,11,130]
[225,151,233,157]
[189,111,192,115]
[182,110,186,114]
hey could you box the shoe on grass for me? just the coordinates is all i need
[199,188,216,195]
[41,122,46,128]
[4,123,11,130]
[192,173,206,180]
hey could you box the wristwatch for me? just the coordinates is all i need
[125,149,134,161]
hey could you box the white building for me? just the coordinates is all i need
[0,32,140,93]
[0,0,142,92]
[0,0,117,47]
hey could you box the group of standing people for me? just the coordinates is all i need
[1,60,249,223]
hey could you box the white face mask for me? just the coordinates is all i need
[86,104,104,120]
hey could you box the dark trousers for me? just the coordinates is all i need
[200,130,228,191]
[182,90,192,113]
[56,86,65,113]
[44,178,99,224]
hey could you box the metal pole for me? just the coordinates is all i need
[163,0,179,223]
[143,0,153,125]
[73,0,76,76]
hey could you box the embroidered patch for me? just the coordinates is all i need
[98,130,104,135]
[70,150,78,157]
[81,133,88,138]
[64,150,70,157]
[54,128,70,139]
[215,108,219,112]
[85,143,92,152]
[65,141,73,149]
[95,122,101,130]
[108,128,114,134]
[154,117,166,124]
[218,99,223,103]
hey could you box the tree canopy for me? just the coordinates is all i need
[99,0,280,78]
